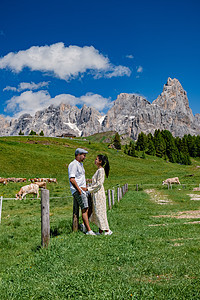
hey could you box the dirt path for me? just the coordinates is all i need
[145,189,172,205]
[187,193,200,201]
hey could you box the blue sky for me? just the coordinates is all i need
[0,0,199,118]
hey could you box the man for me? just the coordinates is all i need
[68,148,95,235]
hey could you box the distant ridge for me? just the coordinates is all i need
[0,78,200,139]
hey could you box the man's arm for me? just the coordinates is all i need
[70,177,82,195]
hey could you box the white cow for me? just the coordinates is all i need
[35,181,47,189]
[16,183,39,200]
[162,177,181,185]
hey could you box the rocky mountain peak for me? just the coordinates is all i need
[59,102,71,112]
[152,77,192,116]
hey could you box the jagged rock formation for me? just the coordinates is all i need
[102,78,200,139]
[0,78,199,139]
[0,115,11,135]
[3,103,103,137]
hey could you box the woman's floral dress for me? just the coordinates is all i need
[88,167,109,230]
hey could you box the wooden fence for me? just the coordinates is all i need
[0,190,50,248]
[1,181,200,245]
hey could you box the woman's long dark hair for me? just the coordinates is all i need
[97,154,110,178]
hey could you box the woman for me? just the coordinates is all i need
[87,154,113,235]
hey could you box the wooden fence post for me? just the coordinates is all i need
[108,189,111,210]
[117,188,120,202]
[122,186,124,196]
[41,189,50,248]
[0,196,3,224]
[72,196,79,232]
[120,188,122,199]
[136,184,138,192]
[111,190,115,206]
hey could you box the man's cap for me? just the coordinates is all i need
[75,148,88,156]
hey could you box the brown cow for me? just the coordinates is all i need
[0,178,8,185]
[29,178,49,183]
[15,178,27,183]
[29,178,39,183]
[16,184,39,200]
[47,178,57,183]
[7,177,17,182]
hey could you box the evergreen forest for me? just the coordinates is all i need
[124,129,200,165]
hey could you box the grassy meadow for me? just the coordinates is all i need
[1,135,200,299]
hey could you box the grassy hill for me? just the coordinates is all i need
[1,135,200,299]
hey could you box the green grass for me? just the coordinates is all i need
[1,136,200,299]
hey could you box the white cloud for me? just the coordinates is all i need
[5,91,51,118]
[18,81,49,91]
[0,43,131,80]
[136,66,143,73]
[79,93,113,111]
[104,65,131,78]
[5,90,112,118]
[3,86,17,92]
[126,54,134,59]
[3,81,49,92]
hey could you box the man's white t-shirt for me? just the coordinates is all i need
[68,159,86,195]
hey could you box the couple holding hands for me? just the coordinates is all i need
[68,148,113,236]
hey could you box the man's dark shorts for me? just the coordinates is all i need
[73,191,92,210]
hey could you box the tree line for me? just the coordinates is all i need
[19,130,44,136]
[124,129,200,165]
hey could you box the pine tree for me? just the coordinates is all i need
[19,130,24,135]
[161,130,179,163]
[147,132,154,142]
[130,142,136,157]
[124,144,128,154]
[113,132,121,150]
[29,130,36,135]
[136,132,147,151]
[141,151,146,159]
[146,140,156,156]
[39,130,44,136]
[186,134,197,157]
[179,136,189,156]
[179,152,191,165]
[153,130,166,158]
[196,136,200,157]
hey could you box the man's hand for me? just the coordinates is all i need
[81,187,87,192]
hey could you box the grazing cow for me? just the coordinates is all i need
[0,178,8,185]
[16,183,39,200]
[47,178,57,183]
[15,178,27,183]
[162,177,181,185]
[35,182,47,189]
[29,178,39,183]
[28,178,57,183]
[29,178,49,183]
[7,178,14,182]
